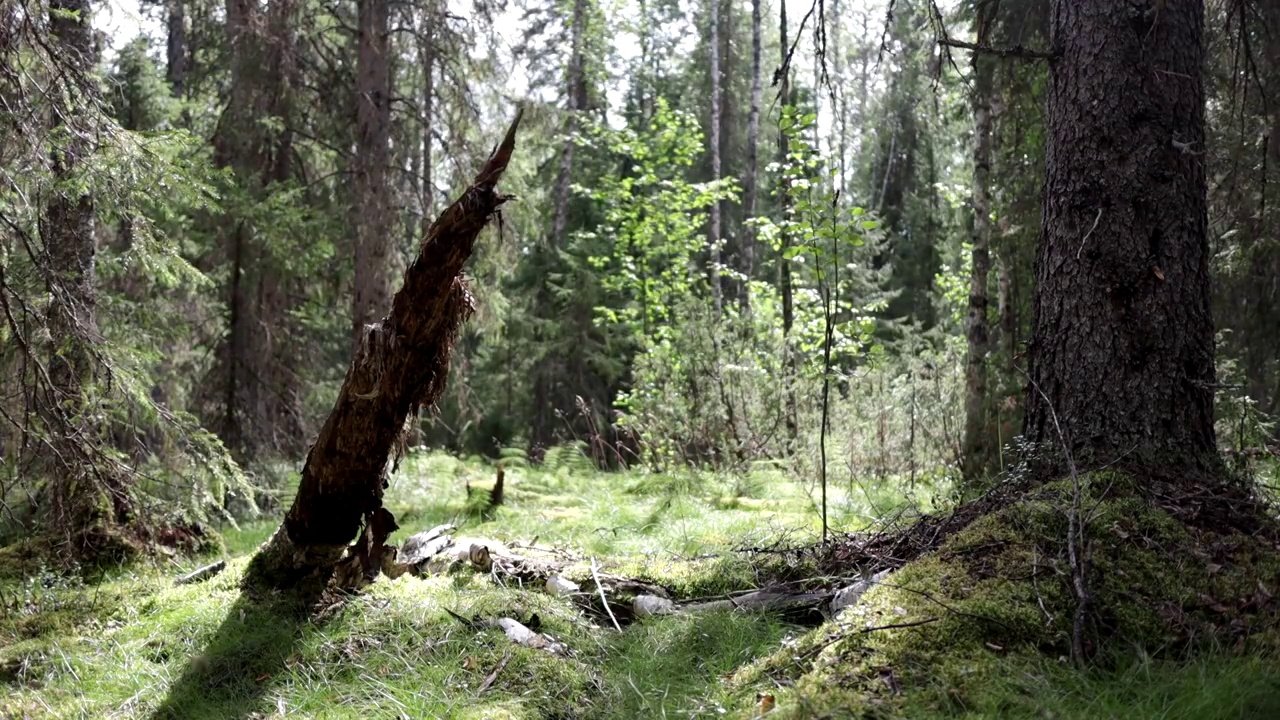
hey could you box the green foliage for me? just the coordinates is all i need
[581,97,736,346]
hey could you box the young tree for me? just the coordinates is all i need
[1024,0,1220,476]
[962,1,998,484]
[707,0,723,315]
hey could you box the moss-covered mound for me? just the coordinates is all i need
[732,473,1280,718]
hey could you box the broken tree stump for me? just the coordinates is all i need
[243,110,524,591]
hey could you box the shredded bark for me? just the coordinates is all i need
[244,110,524,591]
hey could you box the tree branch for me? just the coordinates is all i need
[939,38,1057,61]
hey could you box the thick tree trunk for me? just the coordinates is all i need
[352,0,392,348]
[707,0,723,315]
[43,0,132,547]
[1024,0,1219,477]
[962,6,997,485]
[245,114,523,590]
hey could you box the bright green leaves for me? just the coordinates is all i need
[754,106,890,369]
[582,98,737,347]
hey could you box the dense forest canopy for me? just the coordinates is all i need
[3,0,1280,717]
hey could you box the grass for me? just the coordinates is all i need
[1,452,1278,718]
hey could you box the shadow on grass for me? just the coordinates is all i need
[147,587,324,720]
[599,609,796,718]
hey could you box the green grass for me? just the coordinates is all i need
[2,452,1277,719]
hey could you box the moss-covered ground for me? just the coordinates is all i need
[2,454,1278,718]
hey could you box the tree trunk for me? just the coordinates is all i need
[1024,0,1219,477]
[531,0,587,455]
[550,0,587,251]
[962,4,998,485]
[352,0,393,349]
[209,0,306,462]
[778,0,797,448]
[43,0,132,549]
[166,0,186,95]
[707,0,723,315]
[245,114,523,591]
[740,0,762,310]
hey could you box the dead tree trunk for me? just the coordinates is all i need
[244,112,523,591]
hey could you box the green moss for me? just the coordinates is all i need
[731,473,1280,718]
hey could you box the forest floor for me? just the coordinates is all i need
[2,451,1279,719]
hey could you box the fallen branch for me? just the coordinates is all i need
[175,560,226,586]
[591,557,622,631]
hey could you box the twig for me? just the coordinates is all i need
[590,557,622,631]
[476,653,510,694]
[1021,370,1091,667]
[858,616,940,634]
[1076,208,1104,259]
[939,38,1057,60]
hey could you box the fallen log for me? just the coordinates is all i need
[243,110,523,592]
[385,526,891,627]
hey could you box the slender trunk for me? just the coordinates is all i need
[741,0,762,310]
[778,0,797,447]
[166,0,186,95]
[419,8,435,236]
[962,5,998,485]
[352,0,393,348]
[550,0,587,251]
[1025,0,1219,477]
[707,0,723,315]
[532,0,588,454]
[210,0,306,462]
[997,249,1016,360]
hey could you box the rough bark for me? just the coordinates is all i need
[1024,0,1220,477]
[352,0,393,348]
[707,0,723,315]
[43,0,131,548]
[740,0,762,309]
[962,4,998,485]
[244,112,523,591]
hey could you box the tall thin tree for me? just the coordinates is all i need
[707,0,723,315]
[352,0,393,348]
[962,0,999,484]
